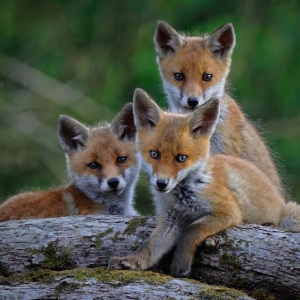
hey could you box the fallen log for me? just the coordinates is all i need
[0,268,253,299]
[0,215,299,299]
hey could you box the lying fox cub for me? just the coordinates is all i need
[0,103,139,222]
[109,89,300,278]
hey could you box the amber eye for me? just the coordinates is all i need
[174,72,185,81]
[150,150,160,159]
[88,162,100,169]
[176,155,187,163]
[117,156,127,164]
[202,73,212,82]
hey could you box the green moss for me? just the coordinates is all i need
[251,289,276,300]
[219,230,229,242]
[95,228,113,249]
[219,231,237,245]
[234,276,245,287]
[0,268,252,299]
[72,267,171,286]
[103,249,111,260]
[111,231,121,243]
[28,241,74,270]
[55,280,80,294]
[200,285,249,299]
[0,261,11,277]
[130,241,140,251]
[25,269,57,284]
[123,216,148,235]
[220,252,241,269]
[0,269,57,285]
[0,267,172,287]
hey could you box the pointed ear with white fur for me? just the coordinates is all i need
[154,20,183,57]
[58,115,89,153]
[188,99,220,138]
[133,88,162,130]
[205,23,235,59]
[110,102,136,142]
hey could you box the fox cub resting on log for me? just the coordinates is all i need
[0,103,139,222]
[109,89,300,278]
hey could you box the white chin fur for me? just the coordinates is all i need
[73,173,127,197]
[104,189,124,196]
[155,186,174,194]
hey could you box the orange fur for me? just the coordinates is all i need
[0,185,103,222]
[109,89,298,278]
[154,21,284,198]
[158,38,230,98]
[138,113,210,179]
[70,126,137,183]
[0,103,139,222]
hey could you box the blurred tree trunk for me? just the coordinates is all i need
[0,215,299,299]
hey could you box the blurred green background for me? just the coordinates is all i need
[0,0,299,215]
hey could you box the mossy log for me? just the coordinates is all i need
[0,215,299,300]
[0,268,253,300]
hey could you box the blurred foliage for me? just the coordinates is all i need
[0,0,299,215]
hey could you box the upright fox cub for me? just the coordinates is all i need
[154,21,284,197]
[109,89,300,278]
[0,103,139,222]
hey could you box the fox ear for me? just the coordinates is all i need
[205,23,235,59]
[133,88,162,130]
[58,115,89,153]
[110,102,136,142]
[154,20,183,57]
[188,98,220,138]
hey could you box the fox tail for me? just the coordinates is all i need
[279,202,300,232]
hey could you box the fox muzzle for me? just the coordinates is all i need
[187,97,199,107]
[156,178,168,191]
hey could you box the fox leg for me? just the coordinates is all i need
[170,214,241,278]
[109,215,180,270]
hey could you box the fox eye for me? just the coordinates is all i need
[88,162,100,169]
[117,156,127,164]
[150,150,160,159]
[202,73,212,82]
[174,72,185,81]
[176,155,187,163]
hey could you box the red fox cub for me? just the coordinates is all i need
[109,89,300,278]
[154,21,284,198]
[0,103,140,222]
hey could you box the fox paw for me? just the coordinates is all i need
[109,256,146,270]
[170,261,191,278]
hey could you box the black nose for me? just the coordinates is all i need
[187,97,199,107]
[156,179,168,190]
[108,177,119,188]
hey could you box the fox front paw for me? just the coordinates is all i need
[170,260,191,278]
[109,256,147,270]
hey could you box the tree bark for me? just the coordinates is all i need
[0,268,253,300]
[0,215,299,299]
